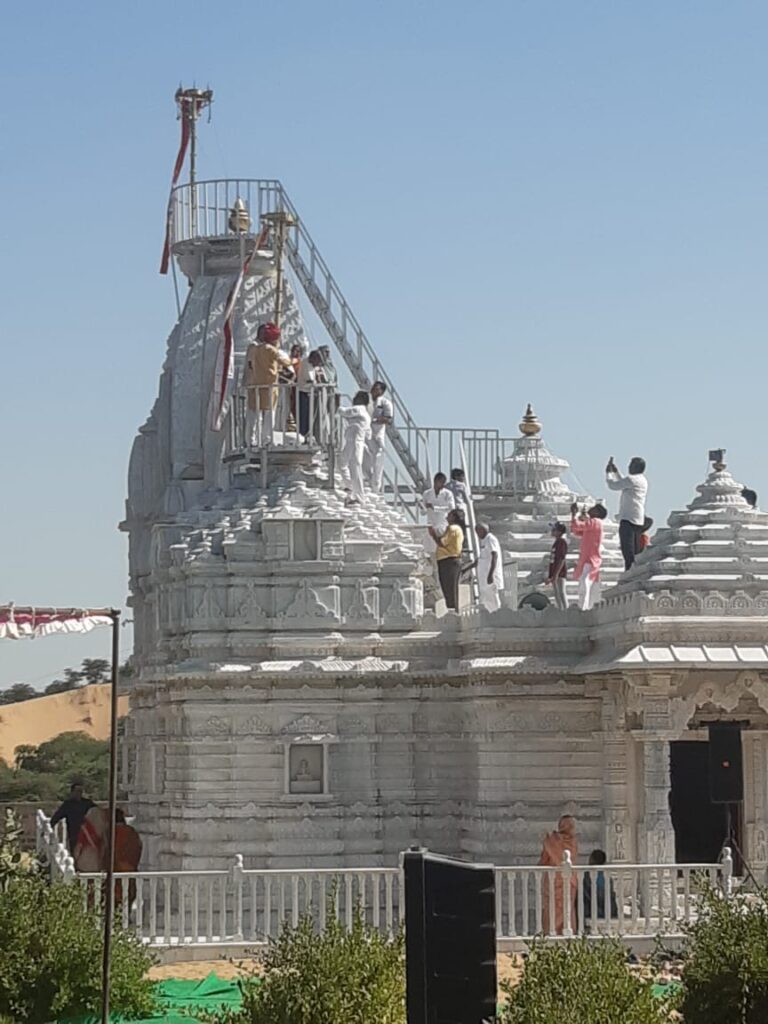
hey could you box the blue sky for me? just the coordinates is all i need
[1,0,766,687]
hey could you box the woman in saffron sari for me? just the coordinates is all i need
[539,814,579,935]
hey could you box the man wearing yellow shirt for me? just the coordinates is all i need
[435,508,465,611]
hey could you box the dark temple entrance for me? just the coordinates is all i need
[670,740,739,865]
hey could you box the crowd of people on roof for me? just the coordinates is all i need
[242,326,762,615]
[242,321,393,504]
[421,469,504,613]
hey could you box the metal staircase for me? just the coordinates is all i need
[274,185,429,492]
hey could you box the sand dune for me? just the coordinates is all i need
[0,684,128,763]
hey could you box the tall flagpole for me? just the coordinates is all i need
[100,609,121,1024]
[174,87,213,239]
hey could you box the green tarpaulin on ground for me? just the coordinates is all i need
[62,973,244,1022]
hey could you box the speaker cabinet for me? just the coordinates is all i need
[404,850,497,1024]
[708,723,743,804]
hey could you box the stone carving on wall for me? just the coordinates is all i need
[231,582,268,621]
[236,714,270,735]
[496,710,600,733]
[280,580,339,621]
[346,580,378,623]
[282,713,335,737]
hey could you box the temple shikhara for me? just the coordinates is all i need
[119,92,768,880]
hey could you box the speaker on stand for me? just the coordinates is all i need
[707,722,757,885]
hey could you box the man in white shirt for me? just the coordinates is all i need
[422,472,455,541]
[606,455,649,571]
[472,523,504,611]
[364,381,393,493]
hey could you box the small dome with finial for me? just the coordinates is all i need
[519,403,541,436]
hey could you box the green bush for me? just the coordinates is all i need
[498,938,672,1024]
[211,905,405,1024]
[0,875,156,1022]
[678,884,768,1023]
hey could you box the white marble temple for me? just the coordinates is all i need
[123,235,768,876]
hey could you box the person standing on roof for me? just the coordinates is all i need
[447,468,471,516]
[244,322,291,446]
[317,345,338,388]
[435,508,465,611]
[606,456,648,571]
[297,350,326,440]
[464,523,504,612]
[570,502,607,610]
[364,381,393,494]
[422,472,456,544]
[338,391,371,504]
[546,522,569,610]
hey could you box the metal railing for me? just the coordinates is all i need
[170,179,283,245]
[495,850,732,941]
[225,382,338,457]
[37,813,732,950]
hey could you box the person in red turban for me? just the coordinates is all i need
[244,322,290,445]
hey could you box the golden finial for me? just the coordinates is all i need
[228,197,251,234]
[519,403,542,436]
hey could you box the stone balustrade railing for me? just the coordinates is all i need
[36,813,732,950]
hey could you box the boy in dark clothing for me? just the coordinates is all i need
[583,848,619,926]
[546,523,568,610]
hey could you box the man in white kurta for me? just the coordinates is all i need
[475,523,504,611]
[422,472,455,539]
[338,392,371,504]
[364,381,393,493]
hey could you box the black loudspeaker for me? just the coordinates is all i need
[708,723,744,804]
[404,849,497,1024]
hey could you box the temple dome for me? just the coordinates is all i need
[480,406,624,596]
[606,458,768,599]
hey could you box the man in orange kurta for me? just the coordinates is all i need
[539,815,579,935]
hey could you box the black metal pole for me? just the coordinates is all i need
[100,609,121,1024]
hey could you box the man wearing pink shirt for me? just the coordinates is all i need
[570,501,608,610]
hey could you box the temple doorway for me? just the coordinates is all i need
[669,740,737,865]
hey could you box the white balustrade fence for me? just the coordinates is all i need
[495,850,732,942]
[76,864,403,948]
[36,813,732,951]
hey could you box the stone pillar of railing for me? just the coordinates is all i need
[721,847,733,897]
[230,854,245,941]
[561,851,574,938]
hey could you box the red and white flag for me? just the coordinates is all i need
[0,605,113,640]
[159,94,204,275]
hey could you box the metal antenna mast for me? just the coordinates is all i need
[175,86,213,234]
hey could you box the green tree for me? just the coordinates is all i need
[216,901,406,1024]
[80,658,110,685]
[0,733,110,803]
[0,683,37,705]
[43,677,81,696]
[0,824,155,1022]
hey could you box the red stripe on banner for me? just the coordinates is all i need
[159,99,196,275]
[0,607,112,640]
